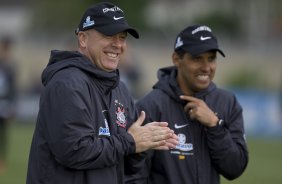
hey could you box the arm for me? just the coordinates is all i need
[206,101,248,180]
[42,80,175,170]
[41,81,135,170]
[180,95,248,180]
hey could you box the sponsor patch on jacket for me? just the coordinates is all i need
[99,110,111,136]
[99,115,111,136]
[176,133,193,151]
[170,133,194,159]
[115,100,127,128]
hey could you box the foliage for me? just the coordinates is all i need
[193,11,242,38]
[27,0,149,35]
[225,68,264,89]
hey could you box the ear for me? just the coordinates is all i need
[172,52,180,67]
[78,32,87,48]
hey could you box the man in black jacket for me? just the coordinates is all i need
[135,25,248,184]
[26,2,178,184]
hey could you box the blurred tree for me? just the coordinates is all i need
[192,11,242,38]
[225,68,266,89]
[27,0,149,36]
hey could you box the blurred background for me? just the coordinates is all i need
[0,0,281,183]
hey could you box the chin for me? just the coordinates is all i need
[196,83,210,90]
[105,64,118,71]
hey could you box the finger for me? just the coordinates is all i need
[152,127,174,136]
[135,111,146,126]
[141,130,171,141]
[163,142,177,149]
[145,121,168,127]
[151,132,174,142]
[145,125,171,134]
[165,138,179,148]
[180,95,199,102]
[149,140,167,149]
[153,146,170,150]
[184,103,196,112]
[172,133,179,140]
[184,104,190,112]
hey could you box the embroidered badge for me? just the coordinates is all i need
[115,100,127,128]
[175,133,193,152]
[99,110,111,136]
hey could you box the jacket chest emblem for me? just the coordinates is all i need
[176,133,193,152]
[115,100,127,128]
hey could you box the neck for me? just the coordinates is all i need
[176,74,193,96]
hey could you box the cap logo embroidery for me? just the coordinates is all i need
[192,26,212,34]
[175,37,183,49]
[83,16,95,28]
[200,36,211,41]
[103,6,123,13]
[113,16,124,20]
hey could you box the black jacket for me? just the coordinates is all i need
[135,66,248,184]
[27,50,139,184]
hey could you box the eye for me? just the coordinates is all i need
[208,55,217,62]
[102,35,112,40]
[119,33,127,40]
[192,56,202,62]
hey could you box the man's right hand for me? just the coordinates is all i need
[127,111,177,153]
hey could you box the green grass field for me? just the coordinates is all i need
[1,123,282,184]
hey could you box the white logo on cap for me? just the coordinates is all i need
[175,37,183,49]
[103,6,123,13]
[192,26,212,34]
[200,36,211,41]
[83,16,95,28]
[113,16,124,20]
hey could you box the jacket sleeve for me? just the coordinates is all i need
[40,79,136,170]
[124,152,150,184]
[206,95,249,180]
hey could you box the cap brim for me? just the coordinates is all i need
[182,44,225,57]
[95,24,139,39]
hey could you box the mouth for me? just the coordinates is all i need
[105,52,118,59]
[196,74,210,82]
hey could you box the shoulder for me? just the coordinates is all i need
[136,89,168,110]
[209,88,243,114]
[55,67,88,81]
[211,87,238,101]
[138,88,166,102]
[44,68,90,95]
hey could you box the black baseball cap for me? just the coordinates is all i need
[174,25,225,57]
[75,2,139,39]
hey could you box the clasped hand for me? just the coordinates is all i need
[128,111,179,153]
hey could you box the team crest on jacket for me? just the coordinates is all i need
[115,100,127,128]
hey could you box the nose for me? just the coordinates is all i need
[201,60,212,72]
[111,36,123,48]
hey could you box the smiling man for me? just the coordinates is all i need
[133,25,249,184]
[26,2,178,184]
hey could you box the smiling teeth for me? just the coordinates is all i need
[198,75,209,80]
[107,53,118,58]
